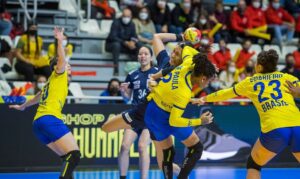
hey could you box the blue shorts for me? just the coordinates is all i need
[33,115,70,145]
[122,101,148,135]
[144,100,193,141]
[260,127,300,153]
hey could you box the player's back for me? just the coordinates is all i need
[235,71,300,133]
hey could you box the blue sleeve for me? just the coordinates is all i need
[99,91,109,104]
[157,50,170,69]
[125,73,133,89]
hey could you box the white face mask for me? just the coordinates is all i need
[229,66,236,73]
[62,40,68,47]
[158,1,166,7]
[272,2,280,10]
[122,17,131,24]
[183,2,191,8]
[201,38,210,45]
[211,81,221,89]
[252,2,260,8]
[200,19,207,25]
[139,12,148,20]
[37,82,45,90]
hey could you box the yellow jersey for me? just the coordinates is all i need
[206,71,300,133]
[17,35,43,61]
[34,71,68,120]
[147,46,204,127]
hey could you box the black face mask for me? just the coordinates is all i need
[246,66,253,73]
[286,62,294,69]
[238,8,245,15]
[109,87,119,95]
[28,30,37,36]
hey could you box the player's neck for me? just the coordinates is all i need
[141,65,151,72]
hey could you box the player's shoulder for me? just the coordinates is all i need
[128,69,139,76]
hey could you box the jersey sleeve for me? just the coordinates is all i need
[125,74,133,89]
[233,78,250,97]
[181,46,199,66]
[156,50,170,69]
[286,74,300,85]
[162,66,175,76]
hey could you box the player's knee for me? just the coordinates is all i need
[64,150,81,164]
[138,143,148,154]
[120,144,131,153]
[247,155,262,171]
[163,146,175,162]
[101,123,110,133]
[187,141,203,160]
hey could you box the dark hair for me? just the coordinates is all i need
[26,22,40,58]
[285,53,294,60]
[192,52,216,79]
[107,78,120,89]
[49,57,57,71]
[257,49,278,73]
[0,39,11,55]
[139,45,153,56]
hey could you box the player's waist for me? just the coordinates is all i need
[34,107,63,120]
[152,95,172,113]
[260,117,300,133]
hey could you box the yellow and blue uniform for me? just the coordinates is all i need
[32,71,70,145]
[205,71,300,153]
[144,46,202,141]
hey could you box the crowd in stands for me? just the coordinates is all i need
[1,0,300,104]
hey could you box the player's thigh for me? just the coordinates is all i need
[54,132,79,154]
[292,152,300,162]
[121,129,138,148]
[47,142,64,156]
[251,139,277,166]
[102,114,131,133]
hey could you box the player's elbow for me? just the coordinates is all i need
[169,118,179,127]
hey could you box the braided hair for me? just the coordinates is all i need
[192,52,216,79]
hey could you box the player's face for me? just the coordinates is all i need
[255,63,263,73]
[170,46,183,66]
[66,64,71,75]
[138,47,152,67]
[191,74,211,88]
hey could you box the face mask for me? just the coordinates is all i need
[158,1,166,7]
[272,2,280,10]
[28,29,37,36]
[62,40,68,47]
[201,38,209,45]
[245,66,253,73]
[220,46,226,51]
[110,87,119,94]
[229,66,236,73]
[200,19,207,25]
[122,17,131,25]
[252,2,260,8]
[286,62,294,69]
[37,82,45,90]
[183,2,191,8]
[139,12,148,20]
[211,81,220,89]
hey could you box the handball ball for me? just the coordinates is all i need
[183,27,202,44]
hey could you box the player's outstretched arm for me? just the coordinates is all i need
[285,80,300,98]
[153,33,183,57]
[9,92,41,111]
[54,27,66,74]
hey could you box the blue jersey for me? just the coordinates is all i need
[126,67,159,105]
[157,50,172,70]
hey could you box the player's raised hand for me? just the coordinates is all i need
[9,104,26,111]
[285,80,300,98]
[190,97,206,106]
[54,26,64,41]
[200,111,213,125]
[120,82,130,92]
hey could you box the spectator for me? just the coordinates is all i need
[120,0,145,17]
[170,0,193,34]
[191,0,208,22]
[292,39,300,69]
[148,0,170,33]
[212,39,231,71]
[15,23,51,81]
[231,0,250,42]
[99,78,127,104]
[34,75,47,94]
[239,59,255,80]
[91,0,116,19]
[210,1,231,42]
[191,13,211,32]
[133,7,156,45]
[48,33,73,62]
[235,39,255,69]
[284,0,300,17]
[219,61,240,89]
[245,0,267,29]
[266,0,295,45]
[281,53,300,79]
[0,0,12,35]
[105,8,142,76]
[0,39,14,73]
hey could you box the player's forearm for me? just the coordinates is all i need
[23,92,41,109]
[169,107,201,127]
[205,88,237,102]
[56,40,66,73]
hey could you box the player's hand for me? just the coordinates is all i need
[54,26,64,41]
[120,82,130,92]
[285,80,300,98]
[200,111,213,125]
[190,97,206,106]
[9,104,26,111]
[148,76,158,91]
